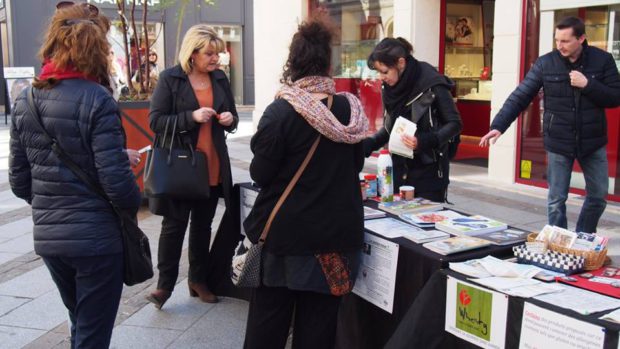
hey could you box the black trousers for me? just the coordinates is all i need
[244,286,341,349]
[43,253,123,349]
[157,186,221,291]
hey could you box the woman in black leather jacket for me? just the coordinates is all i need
[364,37,463,202]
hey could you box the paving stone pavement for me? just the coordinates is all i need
[0,109,617,348]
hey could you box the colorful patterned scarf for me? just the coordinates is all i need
[276,76,369,144]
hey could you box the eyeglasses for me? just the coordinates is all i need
[56,1,99,16]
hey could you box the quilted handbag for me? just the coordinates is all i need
[231,96,332,287]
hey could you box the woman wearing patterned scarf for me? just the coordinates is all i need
[242,17,368,349]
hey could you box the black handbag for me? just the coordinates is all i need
[25,87,154,286]
[143,115,210,200]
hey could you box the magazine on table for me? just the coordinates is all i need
[401,229,450,244]
[399,209,465,228]
[422,236,491,255]
[388,116,416,159]
[363,206,387,220]
[377,198,443,216]
[475,228,530,246]
[435,215,507,236]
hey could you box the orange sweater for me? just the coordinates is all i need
[194,88,220,186]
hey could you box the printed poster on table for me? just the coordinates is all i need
[353,232,399,313]
[445,277,508,349]
[520,303,605,349]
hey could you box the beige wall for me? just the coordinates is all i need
[252,0,308,127]
[487,0,524,183]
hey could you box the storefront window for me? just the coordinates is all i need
[212,25,244,105]
[108,21,165,82]
[316,0,394,132]
[518,3,620,198]
[444,0,494,101]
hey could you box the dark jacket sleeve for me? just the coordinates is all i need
[363,125,389,157]
[219,74,239,133]
[8,112,32,204]
[249,103,284,187]
[581,53,620,108]
[416,85,462,151]
[149,70,197,134]
[490,58,544,133]
[91,97,142,210]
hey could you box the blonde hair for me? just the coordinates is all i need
[34,2,111,90]
[178,24,225,74]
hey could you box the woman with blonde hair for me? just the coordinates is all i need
[9,2,141,347]
[146,24,238,309]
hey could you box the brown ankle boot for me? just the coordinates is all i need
[145,289,171,310]
[188,281,219,303]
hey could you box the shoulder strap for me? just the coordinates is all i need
[258,95,332,243]
[24,87,123,216]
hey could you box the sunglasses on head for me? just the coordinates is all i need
[56,1,99,16]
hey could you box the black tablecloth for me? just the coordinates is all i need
[335,201,521,349]
[385,269,620,349]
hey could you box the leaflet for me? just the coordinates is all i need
[388,116,416,159]
[534,284,620,315]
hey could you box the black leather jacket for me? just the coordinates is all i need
[365,61,462,192]
[491,43,620,158]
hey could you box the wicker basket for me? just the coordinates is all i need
[527,233,607,271]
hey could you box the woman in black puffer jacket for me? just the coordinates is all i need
[9,3,141,348]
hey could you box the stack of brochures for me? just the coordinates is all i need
[475,228,530,246]
[363,206,387,220]
[422,236,491,255]
[377,198,443,216]
[536,225,608,251]
[435,215,507,236]
[399,210,464,228]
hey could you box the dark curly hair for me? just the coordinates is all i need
[367,37,414,69]
[281,17,334,83]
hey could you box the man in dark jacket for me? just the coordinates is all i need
[480,17,620,233]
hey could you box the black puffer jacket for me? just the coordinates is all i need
[491,43,620,158]
[9,79,141,257]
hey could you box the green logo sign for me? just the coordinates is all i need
[456,282,492,340]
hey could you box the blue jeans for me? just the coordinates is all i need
[43,253,124,349]
[547,146,608,233]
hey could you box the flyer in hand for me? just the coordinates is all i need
[435,215,507,236]
[388,116,417,159]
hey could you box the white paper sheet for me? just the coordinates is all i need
[352,233,399,313]
[534,284,620,315]
[521,303,606,349]
[445,277,508,349]
[364,217,421,239]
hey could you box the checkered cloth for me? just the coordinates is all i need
[513,245,584,274]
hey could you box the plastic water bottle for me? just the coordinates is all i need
[377,149,393,202]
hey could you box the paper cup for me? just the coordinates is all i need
[399,186,415,201]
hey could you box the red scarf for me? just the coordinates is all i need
[39,59,99,83]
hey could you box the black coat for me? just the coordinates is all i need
[491,43,620,158]
[365,61,463,193]
[9,80,141,257]
[244,96,365,255]
[148,65,238,219]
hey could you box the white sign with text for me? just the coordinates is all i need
[352,232,399,313]
[520,303,605,349]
